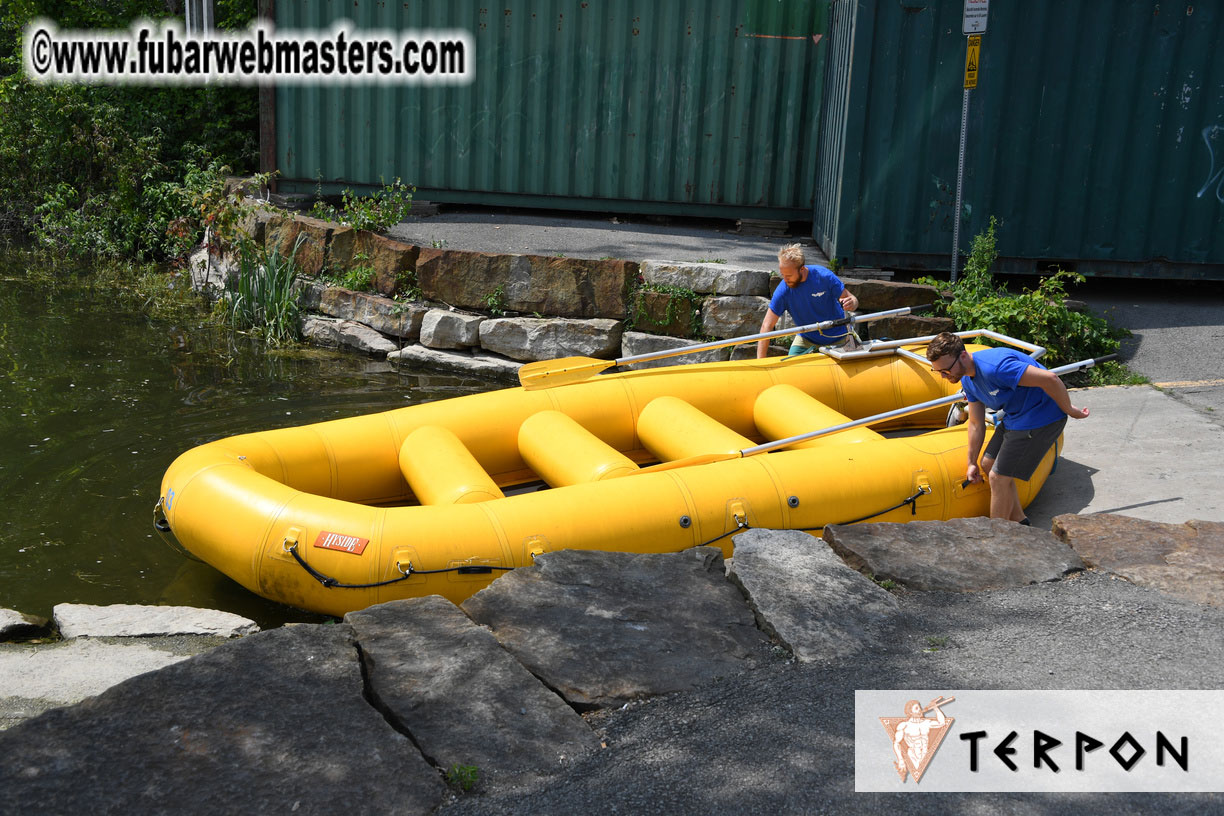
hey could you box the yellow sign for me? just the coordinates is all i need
[964,35,981,89]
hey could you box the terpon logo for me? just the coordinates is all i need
[878,695,955,783]
[855,690,1216,793]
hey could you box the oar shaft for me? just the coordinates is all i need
[612,306,916,367]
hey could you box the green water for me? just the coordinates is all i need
[0,263,497,627]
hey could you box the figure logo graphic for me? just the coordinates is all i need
[879,695,955,783]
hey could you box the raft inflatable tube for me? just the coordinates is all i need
[156,344,1059,616]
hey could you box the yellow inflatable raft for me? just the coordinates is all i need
[156,338,1061,616]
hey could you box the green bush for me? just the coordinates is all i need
[915,217,1131,379]
[0,1,258,261]
[309,179,415,233]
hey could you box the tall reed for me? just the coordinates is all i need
[225,235,304,346]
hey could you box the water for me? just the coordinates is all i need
[0,260,499,627]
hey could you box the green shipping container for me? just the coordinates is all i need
[269,0,828,219]
[814,0,1224,279]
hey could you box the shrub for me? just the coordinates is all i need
[309,179,415,233]
[915,217,1128,376]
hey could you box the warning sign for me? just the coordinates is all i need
[963,0,989,34]
[964,35,981,89]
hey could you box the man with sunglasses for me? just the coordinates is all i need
[925,332,1090,525]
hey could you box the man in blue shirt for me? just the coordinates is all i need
[925,332,1090,525]
[755,243,859,358]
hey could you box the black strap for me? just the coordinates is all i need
[286,543,511,590]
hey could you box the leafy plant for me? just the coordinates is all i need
[481,284,507,316]
[223,236,304,347]
[445,764,478,792]
[309,178,414,233]
[626,281,702,336]
[914,217,1129,379]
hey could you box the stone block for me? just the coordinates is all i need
[346,597,599,777]
[841,278,939,312]
[318,287,424,340]
[462,547,769,710]
[358,232,419,297]
[420,309,484,349]
[479,317,622,363]
[417,248,634,319]
[52,604,259,639]
[263,214,332,278]
[726,529,901,662]
[1053,514,1224,607]
[823,518,1085,592]
[619,332,731,371]
[337,321,398,357]
[640,260,771,297]
[0,625,445,815]
[701,295,769,339]
[301,316,342,347]
[867,314,956,342]
[388,346,521,381]
[0,608,48,641]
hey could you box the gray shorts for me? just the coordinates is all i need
[983,415,1067,481]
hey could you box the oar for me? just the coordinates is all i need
[632,353,1118,476]
[517,306,919,390]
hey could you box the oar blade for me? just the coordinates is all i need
[518,356,615,390]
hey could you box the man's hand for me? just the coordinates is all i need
[966,462,983,484]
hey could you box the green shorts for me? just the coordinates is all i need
[787,333,854,356]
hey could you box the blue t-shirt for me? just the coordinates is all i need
[961,347,1065,430]
[768,265,848,342]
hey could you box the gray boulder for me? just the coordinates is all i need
[346,597,600,778]
[479,317,622,362]
[619,331,731,370]
[700,295,769,339]
[726,529,901,662]
[640,260,771,297]
[823,518,1086,592]
[0,624,445,816]
[461,547,770,710]
[53,604,258,639]
[0,608,48,641]
[388,345,520,381]
[420,309,484,348]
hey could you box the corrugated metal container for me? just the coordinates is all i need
[271,0,828,219]
[814,0,1224,279]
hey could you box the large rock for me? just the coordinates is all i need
[420,309,484,349]
[388,345,521,381]
[461,547,770,710]
[823,518,1086,592]
[700,295,769,339]
[867,314,956,341]
[263,213,333,277]
[726,529,901,662]
[416,248,635,319]
[302,315,343,347]
[346,598,599,777]
[327,230,416,295]
[841,278,939,312]
[319,287,425,340]
[1053,514,1224,607]
[640,260,771,297]
[53,604,259,639]
[0,625,445,815]
[619,331,731,370]
[0,608,47,641]
[336,321,399,356]
[479,317,622,362]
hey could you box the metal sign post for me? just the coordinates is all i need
[952,0,988,283]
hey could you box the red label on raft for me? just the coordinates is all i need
[312,530,370,556]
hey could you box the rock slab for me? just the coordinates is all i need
[53,603,260,639]
[0,608,48,641]
[346,597,599,777]
[388,345,520,381]
[1053,513,1224,606]
[0,625,445,816]
[726,529,902,662]
[461,547,770,710]
[823,518,1086,592]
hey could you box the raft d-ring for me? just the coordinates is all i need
[733,512,748,529]
[396,561,413,576]
[282,526,302,553]
[919,484,932,495]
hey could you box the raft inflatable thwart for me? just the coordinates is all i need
[155,330,1076,617]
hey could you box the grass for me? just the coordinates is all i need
[222,237,304,347]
